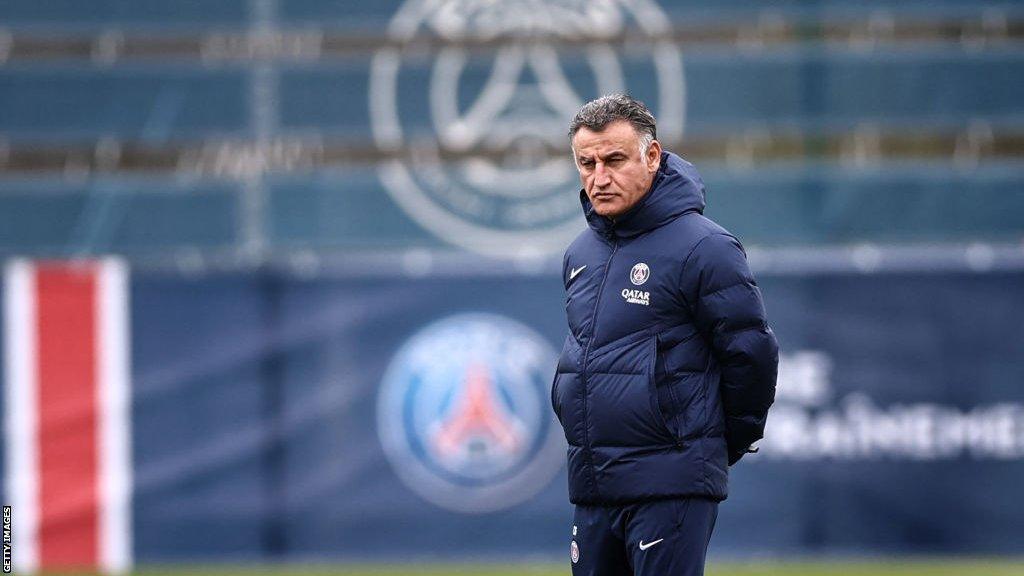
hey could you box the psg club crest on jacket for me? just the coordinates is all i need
[377,313,564,513]
[630,262,651,285]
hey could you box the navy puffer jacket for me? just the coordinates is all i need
[552,151,778,505]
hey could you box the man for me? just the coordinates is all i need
[551,94,778,576]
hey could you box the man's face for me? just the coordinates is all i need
[572,120,662,219]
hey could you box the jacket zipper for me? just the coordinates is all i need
[579,238,618,497]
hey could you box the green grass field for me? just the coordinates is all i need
[46,560,1024,576]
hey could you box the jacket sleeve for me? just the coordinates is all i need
[683,233,779,465]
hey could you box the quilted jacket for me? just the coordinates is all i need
[552,151,779,504]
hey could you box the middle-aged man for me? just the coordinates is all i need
[551,94,779,576]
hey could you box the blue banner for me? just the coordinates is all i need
[75,269,1022,560]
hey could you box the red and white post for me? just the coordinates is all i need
[4,259,132,574]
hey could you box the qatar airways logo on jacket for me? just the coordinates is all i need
[621,289,650,306]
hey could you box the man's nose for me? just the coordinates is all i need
[593,163,611,187]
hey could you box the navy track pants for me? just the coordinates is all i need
[569,498,719,576]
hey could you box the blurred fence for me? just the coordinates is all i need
[1,0,1023,259]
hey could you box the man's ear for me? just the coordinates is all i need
[646,139,662,171]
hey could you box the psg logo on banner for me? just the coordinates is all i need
[377,313,565,513]
[369,0,686,256]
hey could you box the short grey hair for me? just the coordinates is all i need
[568,94,658,156]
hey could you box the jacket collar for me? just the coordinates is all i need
[581,151,707,240]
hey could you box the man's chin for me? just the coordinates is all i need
[591,197,621,214]
[594,204,626,219]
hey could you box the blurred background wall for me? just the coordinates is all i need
[1,0,1023,571]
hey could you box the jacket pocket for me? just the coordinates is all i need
[584,334,676,447]
[649,335,681,446]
